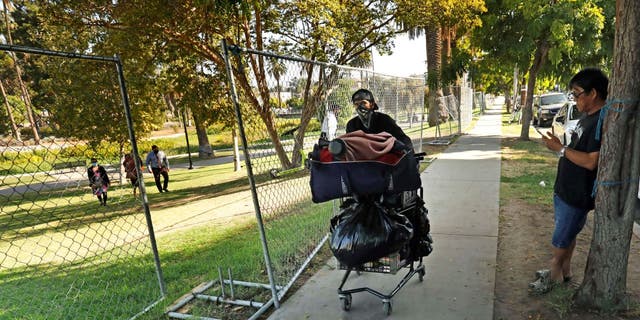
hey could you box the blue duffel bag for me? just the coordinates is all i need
[309,144,421,203]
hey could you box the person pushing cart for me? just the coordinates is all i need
[308,89,433,315]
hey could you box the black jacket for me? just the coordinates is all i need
[87,165,110,186]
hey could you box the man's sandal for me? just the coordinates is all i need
[535,269,572,282]
[528,271,557,295]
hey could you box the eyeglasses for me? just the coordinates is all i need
[570,91,585,99]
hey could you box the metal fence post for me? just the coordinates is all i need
[221,39,281,308]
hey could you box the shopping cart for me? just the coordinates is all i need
[336,187,431,315]
[308,135,432,316]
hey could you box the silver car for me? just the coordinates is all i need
[551,102,583,146]
[533,93,568,127]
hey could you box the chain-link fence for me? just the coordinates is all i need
[0,43,478,320]
[427,85,474,145]
[216,42,425,319]
[474,91,487,113]
[0,46,163,319]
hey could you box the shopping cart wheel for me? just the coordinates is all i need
[418,268,426,282]
[382,300,393,315]
[339,293,352,311]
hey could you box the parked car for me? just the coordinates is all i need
[533,92,568,127]
[551,102,583,146]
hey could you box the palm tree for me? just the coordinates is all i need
[267,57,287,108]
[424,27,447,126]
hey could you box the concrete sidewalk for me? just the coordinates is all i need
[267,104,502,320]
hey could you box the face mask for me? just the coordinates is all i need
[91,162,98,167]
[356,104,373,129]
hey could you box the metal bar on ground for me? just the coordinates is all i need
[165,281,214,313]
[222,279,283,291]
[247,299,275,320]
[195,294,265,308]
[166,312,220,320]
[217,267,225,298]
[228,268,235,299]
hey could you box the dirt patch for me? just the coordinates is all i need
[495,187,640,320]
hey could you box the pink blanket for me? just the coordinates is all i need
[337,130,397,161]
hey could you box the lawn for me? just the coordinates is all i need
[0,114,467,319]
[0,141,334,319]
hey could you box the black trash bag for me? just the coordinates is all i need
[330,200,413,267]
[404,197,433,260]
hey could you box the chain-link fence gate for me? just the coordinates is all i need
[183,41,426,319]
[427,86,474,145]
[0,45,164,319]
[0,42,475,320]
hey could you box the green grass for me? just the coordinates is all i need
[145,204,332,319]
[500,109,558,206]
[1,118,442,319]
[545,284,576,319]
[0,150,336,319]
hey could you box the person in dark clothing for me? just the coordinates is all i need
[529,67,608,294]
[87,157,110,206]
[346,88,413,150]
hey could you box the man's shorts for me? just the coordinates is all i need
[552,194,589,248]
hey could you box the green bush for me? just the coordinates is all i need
[38,126,55,137]
[306,118,320,132]
[59,144,90,159]
[206,123,227,135]
[286,97,304,110]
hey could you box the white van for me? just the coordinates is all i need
[551,102,583,145]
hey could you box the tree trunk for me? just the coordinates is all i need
[276,77,282,107]
[442,27,453,96]
[426,27,446,127]
[504,87,512,113]
[574,0,640,310]
[163,93,177,116]
[232,47,292,170]
[519,38,549,140]
[3,1,39,144]
[0,79,20,141]
[191,112,213,158]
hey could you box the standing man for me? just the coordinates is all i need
[87,157,110,206]
[530,68,608,293]
[145,145,170,193]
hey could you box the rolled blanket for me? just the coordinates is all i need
[338,130,397,161]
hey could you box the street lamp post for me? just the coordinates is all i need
[181,107,193,170]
